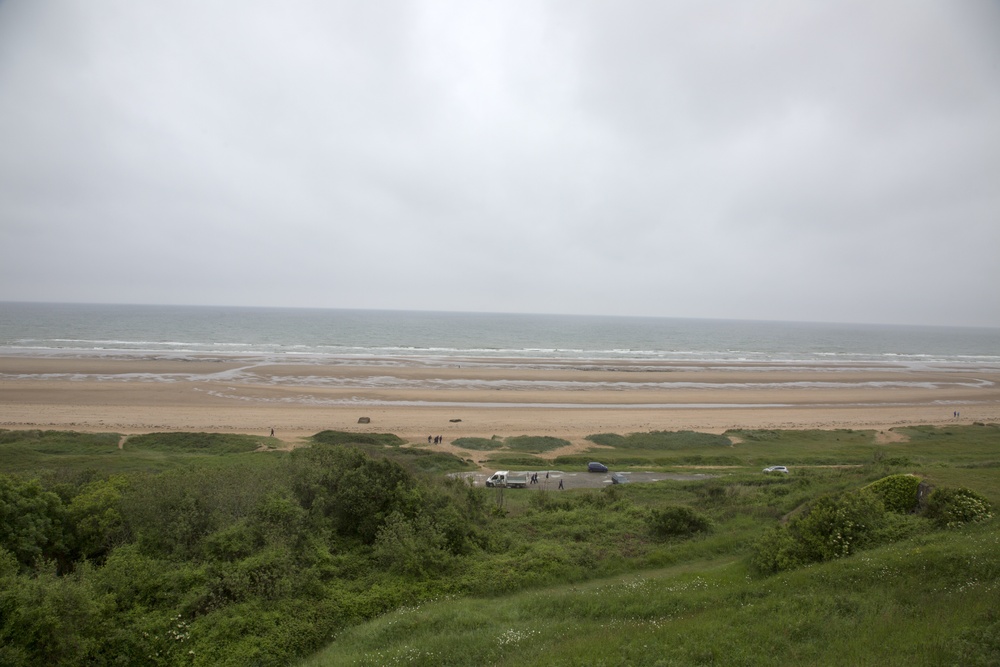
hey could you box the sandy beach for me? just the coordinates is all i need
[2,354,998,451]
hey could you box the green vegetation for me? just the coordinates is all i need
[0,429,124,475]
[450,436,504,451]
[865,473,922,513]
[0,425,997,666]
[647,505,713,539]
[127,431,266,454]
[310,431,473,473]
[588,430,732,449]
[312,430,406,447]
[304,524,1000,667]
[924,486,994,528]
[0,429,276,480]
[450,434,571,456]
[502,435,571,453]
[750,488,898,573]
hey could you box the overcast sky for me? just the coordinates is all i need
[1,1,998,327]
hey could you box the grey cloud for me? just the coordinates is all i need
[1,0,998,325]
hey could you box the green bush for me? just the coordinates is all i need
[66,475,129,562]
[647,506,712,539]
[289,446,415,543]
[372,511,454,577]
[750,489,889,573]
[793,491,888,561]
[864,474,921,513]
[748,525,805,574]
[924,486,994,527]
[0,475,67,569]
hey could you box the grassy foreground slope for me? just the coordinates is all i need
[0,426,997,666]
[304,523,999,666]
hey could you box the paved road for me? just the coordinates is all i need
[453,470,715,490]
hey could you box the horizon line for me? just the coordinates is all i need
[3,299,999,332]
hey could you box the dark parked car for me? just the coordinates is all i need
[588,462,608,473]
[610,472,629,484]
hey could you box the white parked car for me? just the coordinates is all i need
[763,465,789,474]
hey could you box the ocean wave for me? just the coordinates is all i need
[3,369,993,392]
[3,304,998,366]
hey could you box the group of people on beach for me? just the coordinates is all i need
[428,435,444,444]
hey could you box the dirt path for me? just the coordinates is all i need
[408,435,608,468]
[875,429,910,444]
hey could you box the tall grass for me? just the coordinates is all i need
[302,521,1000,666]
[0,429,281,481]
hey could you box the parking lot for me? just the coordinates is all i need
[454,469,715,490]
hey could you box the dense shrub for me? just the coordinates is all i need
[924,487,994,527]
[864,474,921,513]
[289,446,415,543]
[373,511,454,577]
[0,475,66,569]
[120,463,281,560]
[793,490,887,561]
[749,525,805,573]
[751,490,888,573]
[66,475,129,563]
[647,506,712,539]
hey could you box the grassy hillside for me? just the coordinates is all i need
[303,523,999,666]
[0,426,996,666]
[0,429,280,480]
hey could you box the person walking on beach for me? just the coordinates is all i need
[558,479,564,490]
[270,428,274,437]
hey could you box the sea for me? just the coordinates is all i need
[2,302,999,370]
